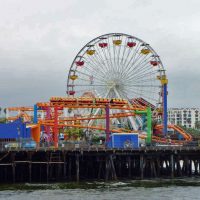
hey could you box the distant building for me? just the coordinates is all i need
[168,108,200,128]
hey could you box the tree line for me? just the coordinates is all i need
[0,107,7,123]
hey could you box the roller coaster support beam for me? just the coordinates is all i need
[54,106,59,148]
[46,106,51,137]
[33,104,38,123]
[135,107,152,144]
[105,104,110,142]
[147,107,152,144]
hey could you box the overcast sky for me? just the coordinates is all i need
[0,0,200,109]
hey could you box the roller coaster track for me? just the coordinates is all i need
[153,124,192,144]
[6,97,192,144]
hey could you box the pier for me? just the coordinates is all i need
[0,146,200,183]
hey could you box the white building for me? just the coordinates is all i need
[168,108,200,128]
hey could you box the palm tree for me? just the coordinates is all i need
[152,119,158,129]
[195,121,200,130]
[0,107,1,116]
[3,108,7,116]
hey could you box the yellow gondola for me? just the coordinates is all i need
[86,50,95,55]
[157,75,168,85]
[156,108,163,113]
[70,75,78,80]
[140,49,151,55]
[113,40,122,46]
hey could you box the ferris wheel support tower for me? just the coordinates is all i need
[162,78,168,136]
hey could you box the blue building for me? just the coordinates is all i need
[0,119,31,139]
[108,133,139,149]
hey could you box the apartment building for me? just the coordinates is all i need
[168,108,200,128]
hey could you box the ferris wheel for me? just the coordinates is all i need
[67,33,165,111]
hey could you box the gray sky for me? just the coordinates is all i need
[0,0,200,109]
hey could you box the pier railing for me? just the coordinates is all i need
[0,140,200,152]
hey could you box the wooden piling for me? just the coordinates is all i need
[98,161,102,179]
[170,154,174,178]
[156,158,160,177]
[46,163,49,183]
[12,163,15,183]
[194,160,198,175]
[105,156,109,181]
[140,154,144,179]
[110,155,117,180]
[68,157,72,181]
[76,154,79,182]
[63,152,67,180]
[29,162,32,183]
[127,156,131,178]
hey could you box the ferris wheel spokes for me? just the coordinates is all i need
[67,33,166,133]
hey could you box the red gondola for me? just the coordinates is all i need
[68,91,75,95]
[150,61,158,66]
[99,43,108,48]
[127,42,136,48]
[75,61,84,66]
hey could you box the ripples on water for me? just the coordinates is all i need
[1,179,200,200]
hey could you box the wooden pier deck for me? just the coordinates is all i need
[0,146,200,183]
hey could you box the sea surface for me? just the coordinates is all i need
[1,179,200,200]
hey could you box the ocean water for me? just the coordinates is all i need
[1,179,200,200]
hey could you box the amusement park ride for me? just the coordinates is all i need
[5,33,192,148]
